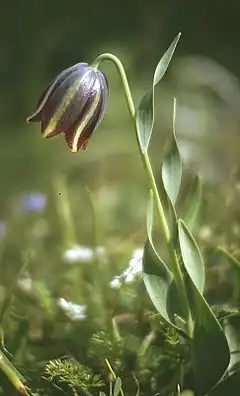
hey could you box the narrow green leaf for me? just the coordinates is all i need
[153,33,181,86]
[178,220,229,394]
[113,377,122,396]
[136,33,181,153]
[162,98,182,203]
[143,241,174,325]
[223,316,240,374]
[165,195,178,245]
[209,370,240,396]
[144,190,174,324]
[191,284,230,395]
[178,219,205,294]
[143,190,183,328]
[184,175,202,231]
[136,91,153,153]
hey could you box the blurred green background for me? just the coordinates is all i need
[0,1,239,256]
[0,1,240,393]
[1,0,240,202]
[1,0,240,323]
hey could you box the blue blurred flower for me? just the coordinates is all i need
[22,192,47,213]
[27,63,108,152]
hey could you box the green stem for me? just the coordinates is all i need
[171,250,193,336]
[138,330,156,358]
[105,358,125,396]
[217,246,240,272]
[92,53,170,242]
[92,53,192,336]
[0,352,29,395]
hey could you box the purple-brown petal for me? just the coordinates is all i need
[51,68,97,136]
[39,67,94,137]
[64,87,104,152]
[94,71,108,129]
[27,63,88,124]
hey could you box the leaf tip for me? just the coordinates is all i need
[174,32,182,46]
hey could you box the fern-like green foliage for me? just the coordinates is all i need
[44,357,105,393]
[88,331,124,370]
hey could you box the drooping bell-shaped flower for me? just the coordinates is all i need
[27,63,108,152]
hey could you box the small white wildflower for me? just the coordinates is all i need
[18,276,33,292]
[58,298,87,321]
[122,248,143,282]
[63,244,105,263]
[199,225,212,241]
[110,277,122,289]
[125,248,143,277]
[110,247,143,288]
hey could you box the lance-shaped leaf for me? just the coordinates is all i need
[162,98,182,204]
[143,241,175,325]
[178,219,205,294]
[113,377,122,396]
[178,220,230,395]
[191,287,230,396]
[209,370,240,396]
[136,33,181,153]
[166,196,178,244]
[184,175,202,231]
[223,316,240,374]
[143,190,183,328]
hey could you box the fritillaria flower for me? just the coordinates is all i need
[27,63,108,152]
